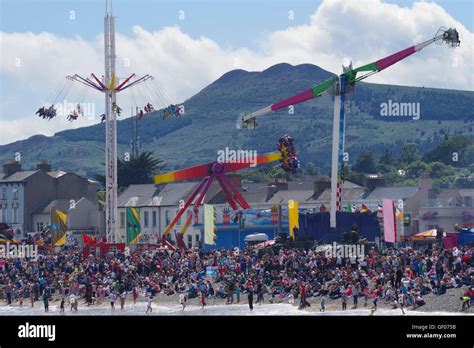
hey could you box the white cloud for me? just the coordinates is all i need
[1,0,472,144]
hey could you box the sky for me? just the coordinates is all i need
[0,0,473,145]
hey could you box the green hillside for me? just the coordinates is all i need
[1,63,473,178]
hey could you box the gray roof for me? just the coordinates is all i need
[317,187,367,201]
[33,197,83,214]
[117,182,200,207]
[367,186,419,200]
[0,170,39,183]
[266,189,315,204]
[47,171,67,178]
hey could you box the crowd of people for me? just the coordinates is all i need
[0,242,473,314]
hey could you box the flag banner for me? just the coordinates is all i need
[383,199,396,243]
[361,204,371,213]
[204,204,217,245]
[51,210,67,246]
[126,207,142,244]
[205,266,218,277]
[82,234,92,245]
[288,200,299,238]
[396,207,404,221]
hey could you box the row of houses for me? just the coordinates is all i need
[0,160,103,238]
[1,159,472,248]
[115,173,474,248]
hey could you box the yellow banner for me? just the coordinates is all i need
[51,209,67,246]
[288,200,299,239]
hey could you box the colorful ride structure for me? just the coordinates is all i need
[236,27,460,228]
[153,135,299,240]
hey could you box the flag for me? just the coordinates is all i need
[126,207,142,244]
[204,204,217,245]
[82,234,93,245]
[51,210,67,246]
[345,203,352,212]
[377,204,383,214]
[352,204,359,213]
[395,207,403,221]
[382,199,396,243]
[288,200,299,239]
[108,73,116,90]
[361,204,371,213]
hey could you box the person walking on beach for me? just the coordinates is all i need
[109,292,116,310]
[146,296,153,314]
[119,291,126,310]
[320,295,326,312]
[247,284,254,311]
[179,293,187,311]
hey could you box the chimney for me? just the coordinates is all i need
[36,160,51,172]
[419,171,433,191]
[2,160,21,178]
[266,183,278,201]
[313,176,331,199]
[363,174,385,192]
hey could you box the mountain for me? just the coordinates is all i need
[1,63,473,178]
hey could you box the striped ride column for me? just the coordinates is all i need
[336,182,343,211]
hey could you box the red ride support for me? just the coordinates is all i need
[162,177,208,239]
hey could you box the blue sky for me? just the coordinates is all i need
[2,0,472,49]
[0,0,473,144]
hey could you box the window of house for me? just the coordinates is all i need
[144,211,149,228]
[120,212,125,229]
[13,207,18,223]
[195,234,200,242]
[165,210,171,225]
[187,234,192,248]
[36,222,44,232]
[152,211,157,227]
[1,205,6,223]
[12,186,18,199]
[2,187,6,200]
[176,210,181,225]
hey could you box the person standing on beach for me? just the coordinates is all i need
[132,287,138,305]
[119,291,126,310]
[43,295,49,313]
[60,297,65,314]
[320,295,325,312]
[179,293,187,311]
[201,291,207,309]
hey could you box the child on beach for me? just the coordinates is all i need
[146,296,153,314]
[320,295,325,312]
